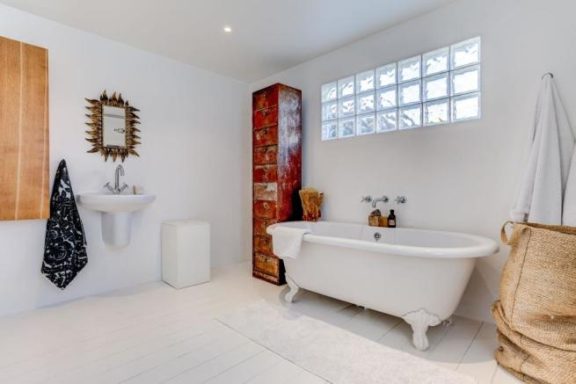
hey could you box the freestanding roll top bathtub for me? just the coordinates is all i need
[267,221,499,350]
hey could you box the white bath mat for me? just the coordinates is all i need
[218,301,478,384]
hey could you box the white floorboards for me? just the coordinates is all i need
[0,262,519,384]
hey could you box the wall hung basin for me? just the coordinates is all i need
[78,193,156,247]
[79,193,155,213]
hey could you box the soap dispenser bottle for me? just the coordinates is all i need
[387,209,397,228]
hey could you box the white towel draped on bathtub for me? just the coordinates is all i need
[511,75,575,225]
[270,226,310,259]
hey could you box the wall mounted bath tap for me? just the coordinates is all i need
[395,196,407,204]
[104,164,129,195]
[371,195,389,208]
[361,195,373,204]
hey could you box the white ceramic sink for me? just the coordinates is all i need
[78,193,155,213]
[78,193,156,247]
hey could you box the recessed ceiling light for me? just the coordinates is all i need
[223,26,232,33]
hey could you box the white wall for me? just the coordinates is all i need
[250,0,576,321]
[0,4,249,316]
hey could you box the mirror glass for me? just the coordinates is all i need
[102,105,127,147]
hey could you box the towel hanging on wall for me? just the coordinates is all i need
[511,74,575,225]
[42,160,88,289]
[563,152,576,225]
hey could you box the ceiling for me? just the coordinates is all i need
[0,0,455,82]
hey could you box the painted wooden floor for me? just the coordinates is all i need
[0,262,520,384]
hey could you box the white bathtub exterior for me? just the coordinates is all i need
[267,221,498,350]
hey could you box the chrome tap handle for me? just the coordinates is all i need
[395,196,407,204]
[361,195,373,203]
[103,182,114,193]
[120,183,129,193]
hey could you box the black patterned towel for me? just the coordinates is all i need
[42,160,88,289]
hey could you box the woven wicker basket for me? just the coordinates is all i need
[492,221,576,384]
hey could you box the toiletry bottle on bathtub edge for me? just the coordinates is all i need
[387,210,397,228]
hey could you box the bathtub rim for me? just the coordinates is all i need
[267,221,499,259]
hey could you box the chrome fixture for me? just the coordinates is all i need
[104,164,129,195]
[361,195,389,208]
[395,196,407,204]
[361,195,373,204]
[371,195,389,208]
[374,232,382,242]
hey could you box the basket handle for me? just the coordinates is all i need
[500,221,515,245]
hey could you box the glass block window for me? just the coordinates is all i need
[321,37,481,140]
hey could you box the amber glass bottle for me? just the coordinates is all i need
[387,210,397,228]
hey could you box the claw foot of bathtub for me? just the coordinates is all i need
[285,276,300,303]
[402,309,442,351]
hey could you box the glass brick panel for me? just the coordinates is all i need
[322,121,338,140]
[452,93,480,121]
[321,82,337,102]
[423,73,449,101]
[399,105,422,129]
[376,63,397,88]
[398,56,421,82]
[424,99,450,126]
[356,70,375,93]
[376,86,397,110]
[377,110,397,132]
[452,65,480,95]
[356,114,376,136]
[321,37,482,141]
[451,37,481,69]
[423,47,449,76]
[321,101,338,121]
[356,92,375,114]
[338,97,355,118]
[338,76,355,98]
[399,80,421,106]
[338,118,356,138]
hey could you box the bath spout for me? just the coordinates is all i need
[371,195,389,208]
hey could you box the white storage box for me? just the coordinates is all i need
[162,220,210,288]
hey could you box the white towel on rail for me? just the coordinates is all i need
[270,226,310,259]
[511,75,575,225]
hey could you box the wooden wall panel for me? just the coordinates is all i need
[0,36,49,220]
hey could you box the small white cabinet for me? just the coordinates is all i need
[161,220,210,289]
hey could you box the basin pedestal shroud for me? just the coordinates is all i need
[101,212,132,247]
[78,193,155,247]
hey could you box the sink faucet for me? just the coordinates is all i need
[104,165,129,194]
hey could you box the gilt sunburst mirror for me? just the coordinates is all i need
[85,90,141,162]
